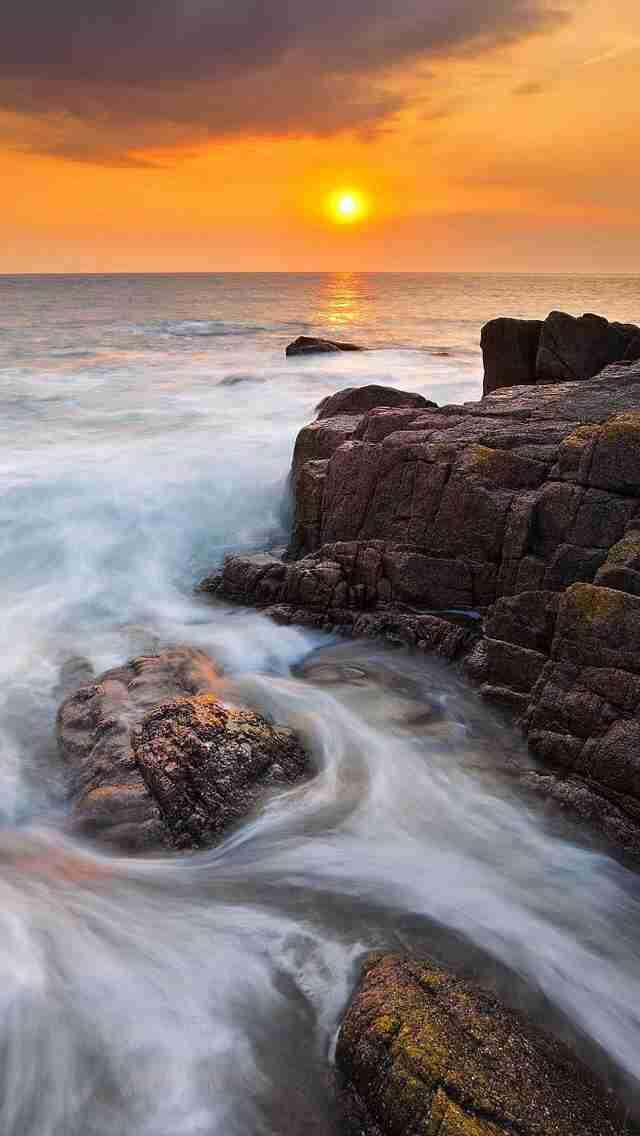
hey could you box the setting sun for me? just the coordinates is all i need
[328,189,369,225]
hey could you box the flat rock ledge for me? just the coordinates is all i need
[202,359,640,856]
[56,646,309,852]
[336,953,632,1136]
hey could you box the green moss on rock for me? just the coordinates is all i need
[336,953,629,1136]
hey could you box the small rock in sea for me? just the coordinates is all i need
[285,335,363,357]
[56,647,309,852]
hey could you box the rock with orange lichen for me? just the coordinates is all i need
[336,954,632,1136]
[132,693,309,850]
[57,647,309,852]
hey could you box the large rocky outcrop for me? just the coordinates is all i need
[204,361,640,853]
[336,954,631,1136]
[482,310,639,395]
[57,647,308,851]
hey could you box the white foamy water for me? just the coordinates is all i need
[1,272,640,1133]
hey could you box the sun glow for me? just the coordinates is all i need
[328,189,369,225]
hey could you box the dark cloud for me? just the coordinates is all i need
[1,1,566,162]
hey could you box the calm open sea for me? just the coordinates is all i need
[1,273,640,1135]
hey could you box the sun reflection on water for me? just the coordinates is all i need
[315,272,366,332]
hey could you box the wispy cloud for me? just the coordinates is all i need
[582,39,640,67]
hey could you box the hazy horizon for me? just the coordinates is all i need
[2,269,640,279]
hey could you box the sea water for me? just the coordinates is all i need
[0,272,640,1134]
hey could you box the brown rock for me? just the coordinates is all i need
[536,311,638,384]
[337,953,627,1136]
[481,317,543,396]
[595,529,640,596]
[484,591,560,654]
[202,358,640,854]
[459,359,640,423]
[132,694,308,850]
[315,384,433,420]
[624,333,640,362]
[57,647,309,852]
[291,415,364,481]
[553,583,640,675]
[285,335,363,357]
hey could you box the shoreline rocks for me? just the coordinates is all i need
[204,353,640,854]
[482,309,639,396]
[337,953,631,1136]
[481,317,543,395]
[56,647,309,852]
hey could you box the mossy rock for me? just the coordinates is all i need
[336,953,633,1136]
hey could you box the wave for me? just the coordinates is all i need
[152,319,274,338]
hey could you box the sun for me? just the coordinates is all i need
[328,189,369,225]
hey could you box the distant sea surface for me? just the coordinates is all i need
[2,274,640,1136]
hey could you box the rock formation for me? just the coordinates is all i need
[204,356,640,854]
[481,317,543,395]
[286,335,363,357]
[482,310,639,396]
[315,384,434,419]
[57,647,308,851]
[337,953,630,1136]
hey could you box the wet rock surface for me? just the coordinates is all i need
[205,356,640,852]
[286,335,364,357]
[133,693,308,850]
[57,646,309,851]
[337,954,631,1136]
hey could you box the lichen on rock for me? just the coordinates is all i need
[57,647,309,852]
[336,954,632,1136]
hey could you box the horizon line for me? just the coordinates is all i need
[2,270,640,279]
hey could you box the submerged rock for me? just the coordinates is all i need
[337,953,629,1136]
[286,335,363,357]
[57,647,309,852]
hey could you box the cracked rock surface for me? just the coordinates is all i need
[204,358,640,853]
[336,954,631,1136]
[57,647,309,851]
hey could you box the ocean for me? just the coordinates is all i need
[1,272,640,1134]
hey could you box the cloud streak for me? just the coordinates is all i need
[1,0,566,162]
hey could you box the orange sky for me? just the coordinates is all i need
[2,0,639,273]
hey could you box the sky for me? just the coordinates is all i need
[1,0,639,273]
